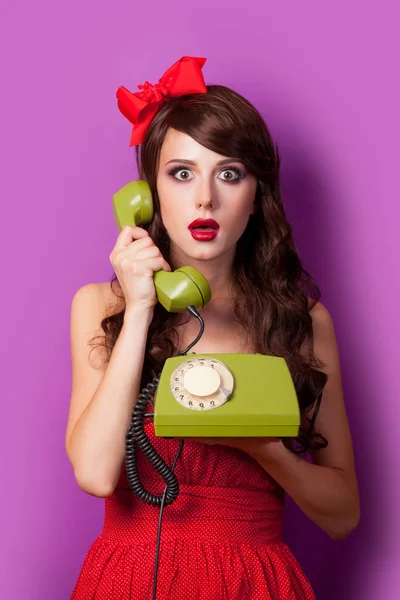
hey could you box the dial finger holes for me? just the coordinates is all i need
[170,357,234,411]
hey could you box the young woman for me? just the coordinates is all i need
[66,56,360,599]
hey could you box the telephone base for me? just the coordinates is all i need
[154,353,300,439]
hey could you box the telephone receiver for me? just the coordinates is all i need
[112,180,211,313]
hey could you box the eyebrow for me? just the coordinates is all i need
[165,158,244,167]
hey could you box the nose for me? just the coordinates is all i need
[195,180,214,209]
[195,198,213,209]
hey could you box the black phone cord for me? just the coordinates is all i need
[125,375,181,506]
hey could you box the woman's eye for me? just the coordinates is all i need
[218,169,241,182]
[172,169,194,181]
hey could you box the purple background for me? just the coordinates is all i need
[1,1,398,598]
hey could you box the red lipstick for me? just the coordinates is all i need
[188,218,220,241]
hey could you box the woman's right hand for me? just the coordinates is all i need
[109,226,171,312]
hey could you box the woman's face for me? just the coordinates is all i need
[156,128,258,265]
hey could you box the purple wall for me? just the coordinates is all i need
[1,1,398,598]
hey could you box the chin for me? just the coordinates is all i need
[192,249,222,261]
[170,233,226,262]
[183,244,218,259]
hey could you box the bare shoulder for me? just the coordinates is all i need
[74,281,124,321]
[307,296,331,320]
[97,281,125,317]
[307,298,336,359]
[70,281,125,360]
[300,298,333,359]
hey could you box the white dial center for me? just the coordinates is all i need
[183,366,221,397]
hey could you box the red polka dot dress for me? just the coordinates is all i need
[71,407,316,599]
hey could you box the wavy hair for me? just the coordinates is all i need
[89,84,328,455]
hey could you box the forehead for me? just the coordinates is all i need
[159,128,229,164]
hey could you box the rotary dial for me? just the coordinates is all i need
[170,356,234,410]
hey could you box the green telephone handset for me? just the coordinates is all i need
[113,180,211,312]
[113,180,299,510]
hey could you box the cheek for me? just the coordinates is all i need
[158,183,193,226]
[157,180,176,223]
[158,193,188,238]
[227,198,254,230]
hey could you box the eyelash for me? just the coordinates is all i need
[168,165,244,183]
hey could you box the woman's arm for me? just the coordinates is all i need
[65,284,154,497]
[249,441,359,540]
[192,302,360,540]
[249,302,360,540]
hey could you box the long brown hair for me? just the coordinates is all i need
[90,84,328,454]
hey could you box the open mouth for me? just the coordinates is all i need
[190,226,217,231]
[189,227,219,241]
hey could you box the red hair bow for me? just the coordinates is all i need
[116,56,207,146]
